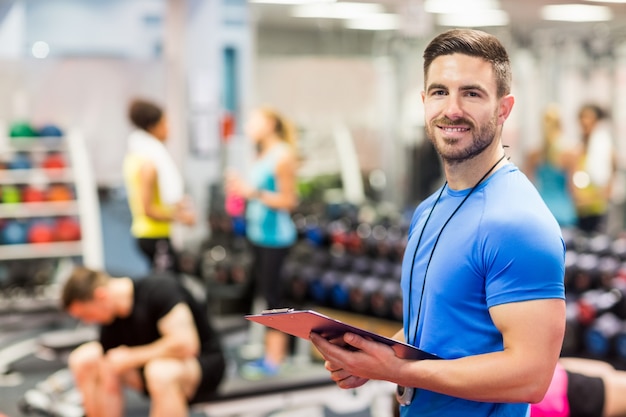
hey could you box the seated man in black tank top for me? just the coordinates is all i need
[61,266,225,417]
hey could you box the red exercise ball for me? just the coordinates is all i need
[54,217,81,241]
[22,185,46,203]
[28,221,54,244]
[41,153,66,170]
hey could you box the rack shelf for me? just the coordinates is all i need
[0,129,103,269]
[0,168,74,185]
[0,201,79,218]
[0,241,83,260]
[0,137,67,152]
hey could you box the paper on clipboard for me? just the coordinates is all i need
[245,309,439,361]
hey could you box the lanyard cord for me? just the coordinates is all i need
[407,153,507,346]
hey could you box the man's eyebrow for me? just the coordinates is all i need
[426,83,448,93]
[460,84,489,95]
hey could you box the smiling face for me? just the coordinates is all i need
[422,53,513,164]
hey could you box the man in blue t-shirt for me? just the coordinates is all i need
[311,28,565,417]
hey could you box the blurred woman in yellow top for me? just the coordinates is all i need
[571,104,616,233]
[123,99,195,272]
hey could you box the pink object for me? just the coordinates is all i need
[530,362,570,417]
[225,193,245,217]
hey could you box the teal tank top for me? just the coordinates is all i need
[246,144,297,247]
[535,162,577,227]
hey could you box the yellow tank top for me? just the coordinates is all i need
[123,153,171,238]
[573,155,607,217]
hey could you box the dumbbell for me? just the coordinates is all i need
[587,234,612,257]
[351,255,372,275]
[563,251,579,291]
[370,277,401,319]
[331,273,363,311]
[611,237,626,260]
[177,250,201,276]
[572,253,601,293]
[311,249,331,270]
[230,251,252,285]
[201,245,229,284]
[292,212,307,238]
[371,259,393,278]
[385,226,404,262]
[304,215,328,247]
[287,264,320,303]
[328,218,352,247]
[612,323,626,362]
[576,285,626,326]
[562,298,583,356]
[597,256,620,289]
[309,269,344,306]
[349,275,383,314]
[329,248,353,272]
[584,313,622,358]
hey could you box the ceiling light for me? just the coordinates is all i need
[292,2,384,19]
[345,13,398,30]
[541,4,613,22]
[32,41,50,59]
[584,0,626,3]
[251,0,334,5]
[437,9,509,27]
[424,0,500,13]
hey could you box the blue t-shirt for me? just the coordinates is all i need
[246,143,297,248]
[400,164,565,417]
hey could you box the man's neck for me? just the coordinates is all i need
[443,147,507,190]
[108,277,134,318]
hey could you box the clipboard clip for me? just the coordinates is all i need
[260,308,295,315]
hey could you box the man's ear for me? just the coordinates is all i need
[498,94,515,125]
[93,286,108,301]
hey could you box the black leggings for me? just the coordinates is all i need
[136,237,179,273]
[249,244,291,309]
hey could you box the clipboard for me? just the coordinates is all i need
[245,308,439,361]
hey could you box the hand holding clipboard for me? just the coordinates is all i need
[245,308,438,361]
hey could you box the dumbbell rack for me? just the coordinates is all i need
[0,130,103,309]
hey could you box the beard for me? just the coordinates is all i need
[426,113,498,164]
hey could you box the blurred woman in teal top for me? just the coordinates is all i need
[225,107,298,379]
[526,105,578,228]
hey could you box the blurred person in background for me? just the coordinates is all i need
[225,107,299,379]
[571,103,616,234]
[63,266,225,417]
[124,99,196,273]
[532,357,626,417]
[525,104,578,228]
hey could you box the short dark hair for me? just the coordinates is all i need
[579,103,608,121]
[61,266,109,310]
[423,29,512,98]
[128,99,163,131]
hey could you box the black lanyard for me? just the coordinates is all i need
[407,154,507,346]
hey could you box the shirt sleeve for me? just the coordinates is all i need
[145,277,186,322]
[481,218,566,308]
